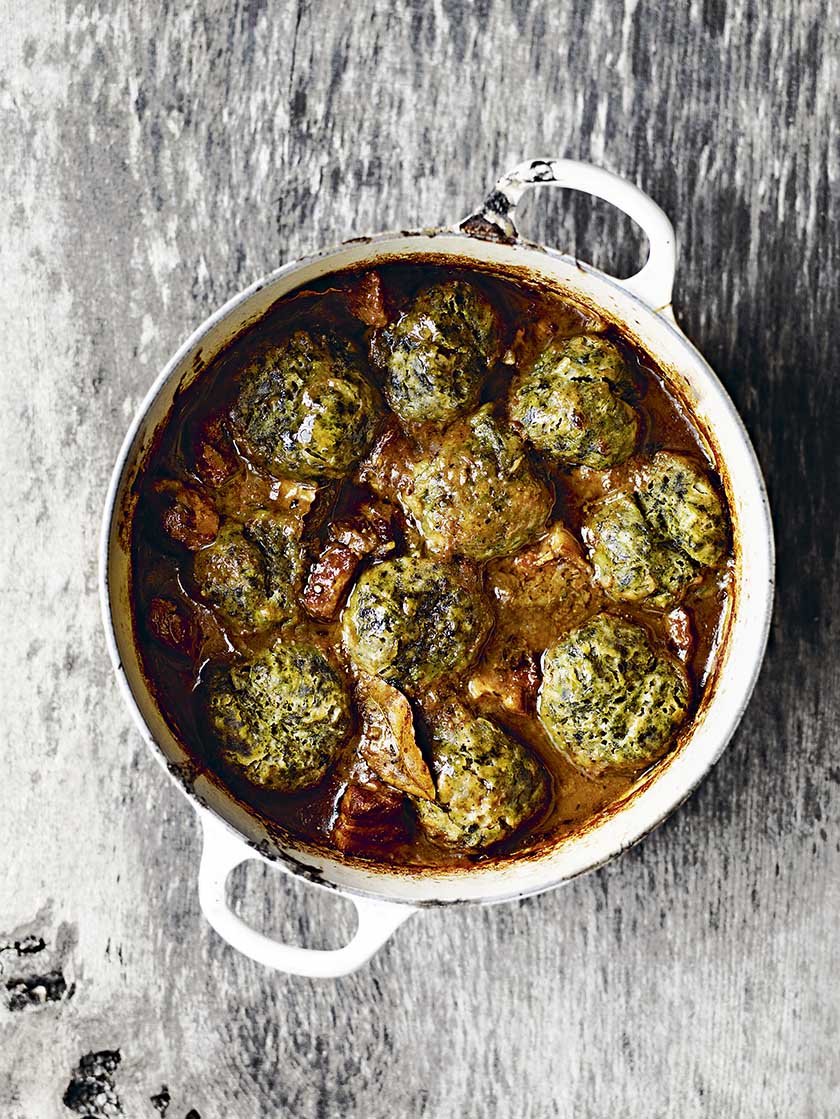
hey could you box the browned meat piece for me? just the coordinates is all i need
[147,597,200,658]
[346,271,388,328]
[332,779,409,856]
[488,524,596,650]
[215,470,273,520]
[468,524,596,714]
[302,506,396,620]
[332,503,394,556]
[214,465,318,527]
[154,479,219,550]
[194,414,238,487]
[302,541,360,620]
[356,423,415,498]
[467,643,542,716]
[276,477,319,521]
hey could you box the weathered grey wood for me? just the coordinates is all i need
[1,0,838,1115]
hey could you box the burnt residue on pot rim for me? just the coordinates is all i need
[108,246,742,892]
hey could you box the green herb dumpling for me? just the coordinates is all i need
[581,452,727,609]
[232,331,380,481]
[192,512,304,630]
[581,491,698,609]
[415,702,548,849]
[636,451,727,568]
[376,280,501,424]
[509,334,638,468]
[208,642,352,791]
[341,556,492,692]
[538,612,690,774]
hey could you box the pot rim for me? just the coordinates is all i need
[100,224,775,908]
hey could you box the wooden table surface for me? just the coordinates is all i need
[2,2,838,1115]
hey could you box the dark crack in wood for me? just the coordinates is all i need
[62,1050,123,1117]
[0,935,47,956]
[5,969,74,1011]
[150,1086,171,1115]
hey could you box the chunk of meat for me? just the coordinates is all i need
[489,524,596,650]
[154,479,219,550]
[147,597,201,658]
[467,648,541,714]
[356,674,435,799]
[503,309,608,369]
[216,469,317,527]
[346,271,388,328]
[302,542,360,620]
[356,423,415,498]
[510,522,583,573]
[194,414,238,487]
[332,503,394,556]
[332,779,410,856]
[302,506,395,620]
[274,477,319,521]
[468,524,597,714]
[562,461,637,506]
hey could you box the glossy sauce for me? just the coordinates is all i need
[130,261,733,869]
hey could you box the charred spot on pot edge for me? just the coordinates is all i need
[173,350,206,398]
[5,969,74,1011]
[270,847,328,884]
[485,189,512,216]
[524,159,557,182]
[166,758,199,792]
[459,213,516,243]
[244,836,277,860]
[63,1051,123,1117]
[117,399,178,554]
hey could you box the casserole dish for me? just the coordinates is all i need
[100,158,774,976]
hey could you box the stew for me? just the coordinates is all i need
[130,261,733,869]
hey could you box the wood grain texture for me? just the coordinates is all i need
[1,0,838,1115]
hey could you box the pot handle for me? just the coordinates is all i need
[460,158,676,313]
[197,812,415,978]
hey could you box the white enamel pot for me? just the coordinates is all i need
[100,159,774,978]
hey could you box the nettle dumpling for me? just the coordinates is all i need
[582,491,698,609]
[208,642,352,791]
[509,334,638,468]
[415,702,548,849]
[377,280,501,424]
[581,452,727,609]
[341,556,491,692]
[192,512,304,630]
[400,405,553,561]
[538,613,690,774]
[636,451,727,567]
[232,331,380,481]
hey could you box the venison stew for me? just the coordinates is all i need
[129,261,733,871]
